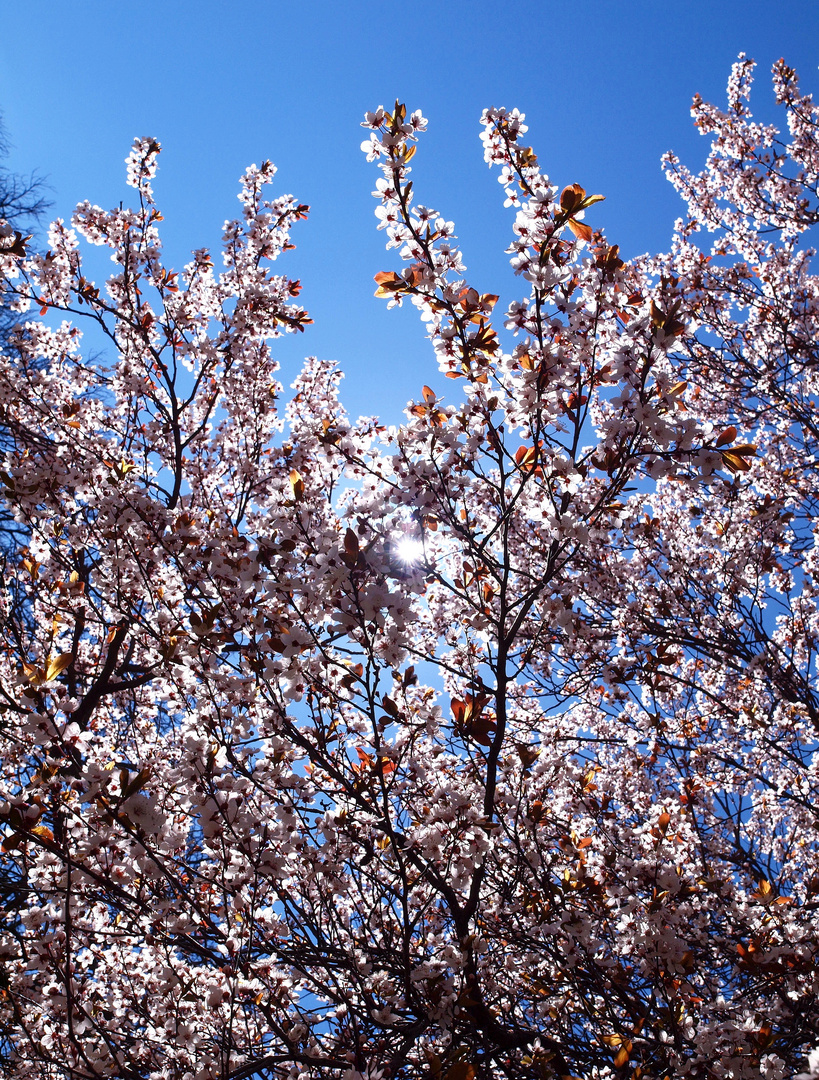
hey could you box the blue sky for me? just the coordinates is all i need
[1,0,818,423]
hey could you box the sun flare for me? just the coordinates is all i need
[394,536,425,565]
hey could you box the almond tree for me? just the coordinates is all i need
[0,58,817,1080]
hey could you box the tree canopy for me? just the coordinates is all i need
[0,57,818,1080]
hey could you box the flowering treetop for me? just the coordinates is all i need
[0,56,817,1080]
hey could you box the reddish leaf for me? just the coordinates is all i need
[716,426,738,447]
[567,219,593,242]
[343,528,359,557]
[560,183,586,213]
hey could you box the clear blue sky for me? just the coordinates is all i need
[1,1,817,423]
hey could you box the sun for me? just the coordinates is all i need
[394,536,425,565]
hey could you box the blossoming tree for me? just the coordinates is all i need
[0,56,817,1080]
